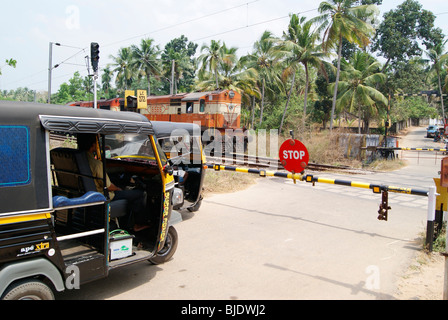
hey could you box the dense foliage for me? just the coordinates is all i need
[2,0,447,135]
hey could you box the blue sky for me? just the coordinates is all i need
[1,0,448,93]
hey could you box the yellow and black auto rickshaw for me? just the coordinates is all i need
[152,121,206,213]
[0,101,179,299]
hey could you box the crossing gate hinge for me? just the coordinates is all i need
[378,190,391,221]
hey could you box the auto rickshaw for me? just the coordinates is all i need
[0,101,179,300]
[151,121,206,212]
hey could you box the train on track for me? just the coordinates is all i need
[68,89,243,137]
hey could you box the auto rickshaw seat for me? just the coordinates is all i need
[53,191,107,208]
[50,147,128,225]
[50,148,96,193]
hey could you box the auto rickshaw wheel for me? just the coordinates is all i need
[148,226,178,265]
[2,279,55,300]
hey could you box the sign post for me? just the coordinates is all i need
[279,139,309,174]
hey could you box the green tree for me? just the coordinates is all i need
[101,67,113,98]
[0,59,17,75]
[53,71,92,104]
[372,0,444,72]
[242,31,282,126]
[383,57,428,95]
[279,14,327,133]
[196,47,259,105]
[332,51,387,133]
[313,0,378,131]
[131,38,161,96]
[161,35,198,94]
[109,47,135,92]
[162,48,190,94]
[426,39,448,118]
[198,40,224,90]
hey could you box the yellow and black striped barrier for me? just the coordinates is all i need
[377,147,447,152]
[399,147,447,152]
[208,163,436,245]
[207,163,429,197]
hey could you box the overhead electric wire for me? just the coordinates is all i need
[192,7,318,42]
[103,0,261,48]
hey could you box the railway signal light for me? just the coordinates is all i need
[90,42,100,73]
[378,191,390,221]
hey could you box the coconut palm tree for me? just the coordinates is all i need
[426,39,448,119]
[109,47,135,92]
[198,40,224,90]
[332,51,387,133]
[279,14,328,133]
[101,67,113,97]
[131,38,161,96]
[196,52,259,106]
[242,31,283,126]
[312,0,378,131]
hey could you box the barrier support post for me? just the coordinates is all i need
[444,221,448,300]
[426,186,437,252]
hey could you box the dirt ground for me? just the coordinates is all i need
[392,127,446,300]
[394,251,445,300]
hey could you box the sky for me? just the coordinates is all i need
[1,0,448,94]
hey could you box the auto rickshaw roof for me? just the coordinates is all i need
[0,101,154,135]
[151,121,201,139]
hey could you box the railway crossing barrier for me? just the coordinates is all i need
[207,163,442,252]
[366,146,447,163]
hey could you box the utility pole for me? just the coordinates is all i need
[170,59,175,95]
[47,42,60,104]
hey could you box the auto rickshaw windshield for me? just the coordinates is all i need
[106,133,168,165]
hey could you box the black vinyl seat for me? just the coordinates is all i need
[50,148,127,224]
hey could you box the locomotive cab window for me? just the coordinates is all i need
[199,99,205,113]
[186,102,194,114]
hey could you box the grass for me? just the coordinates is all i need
[203,170,258,196]
[367,159,407,171]
[433,223,447,253]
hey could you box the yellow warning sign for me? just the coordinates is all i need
[124,90,135,107]
[137,90,147,109]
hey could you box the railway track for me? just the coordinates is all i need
[206,153,368,174]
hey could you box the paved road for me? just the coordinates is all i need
[57,126,444,301]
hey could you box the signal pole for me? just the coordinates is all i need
[90,43,100,109]
[93,73,98,109]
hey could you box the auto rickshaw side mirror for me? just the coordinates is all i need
[163,164,174,176]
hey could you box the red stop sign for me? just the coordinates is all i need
[279,139,309,173]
